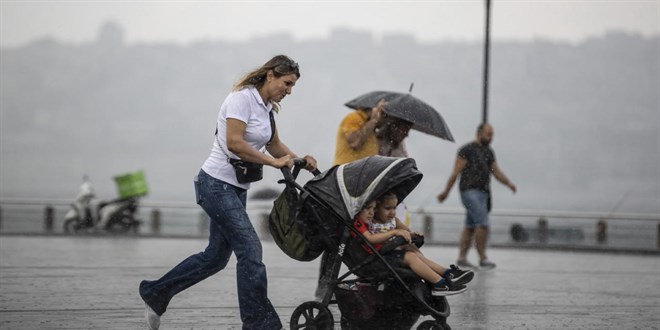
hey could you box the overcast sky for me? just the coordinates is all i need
[1,0,659,47]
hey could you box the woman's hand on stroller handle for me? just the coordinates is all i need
[272,155,294,169]
[300,155,319,174]
[280,157,321,182]
[293,156,321,177]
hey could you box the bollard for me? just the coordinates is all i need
[596,219,608,244]
[0,205,3,231]
[150,209,161,235]
[510,223,528,242]
[44,205,54,233]
[537,217,548,243]
[423,215,433,242]
[657,223,660,249]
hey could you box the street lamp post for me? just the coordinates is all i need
[482,0,492,124]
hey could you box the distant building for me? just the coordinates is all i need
[97,21,125,46]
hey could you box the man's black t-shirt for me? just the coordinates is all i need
[458,142,495,192]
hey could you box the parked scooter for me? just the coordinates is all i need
[63,176,141,233]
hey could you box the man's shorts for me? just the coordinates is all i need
[460,189,490,228]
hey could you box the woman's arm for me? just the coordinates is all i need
[226,118,292,168]
[266,127,318,171]
[265,126,295,158]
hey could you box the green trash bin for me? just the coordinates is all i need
[114,171,148,199]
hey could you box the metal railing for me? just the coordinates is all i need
[1,198,658,253]
[406,208,660,254]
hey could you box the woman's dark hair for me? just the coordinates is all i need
[234,55,300,91]
[375,114,413,144]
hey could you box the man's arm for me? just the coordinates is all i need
[492,161,516,193]
[345,100,384,150]
[437,156,467,202]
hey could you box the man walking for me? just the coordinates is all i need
[437,123,516,269]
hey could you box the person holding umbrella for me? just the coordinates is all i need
[375,114,413,158]
[336,89,454,227]
[333,97,414,224]
[437,123,516,270]
[332,100,386,165]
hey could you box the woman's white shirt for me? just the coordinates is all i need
[201,86,273,189]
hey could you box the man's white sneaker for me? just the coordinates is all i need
[144,302,160,330]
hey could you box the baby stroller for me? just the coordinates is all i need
[269,156,452,330]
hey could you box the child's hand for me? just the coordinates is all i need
[395,229,412,243]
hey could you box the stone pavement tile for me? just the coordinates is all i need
[1,236,659,329]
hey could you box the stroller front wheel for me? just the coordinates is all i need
[417,320,450,330]
[290,301,334,330]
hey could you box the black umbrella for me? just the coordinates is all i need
[344,91,454,142]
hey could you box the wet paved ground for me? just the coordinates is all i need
[1,235,659,329]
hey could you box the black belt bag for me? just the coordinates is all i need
[229,158,263,183]
[218,110,276,184]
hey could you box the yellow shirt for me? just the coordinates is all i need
[333,110,379,165]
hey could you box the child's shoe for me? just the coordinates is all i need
[431,279,467,296]
[445,264,474,285]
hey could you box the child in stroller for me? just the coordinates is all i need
[276,156,471,329]
[354,192,473,296]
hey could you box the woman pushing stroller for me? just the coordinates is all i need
[353,191,474,296]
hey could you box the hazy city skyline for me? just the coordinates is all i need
[1,1,659,47]
[1,26,658,214]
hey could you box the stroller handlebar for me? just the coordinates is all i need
[280,158,321,182]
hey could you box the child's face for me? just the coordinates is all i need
[358,201,376,222]
[375,196,397,223]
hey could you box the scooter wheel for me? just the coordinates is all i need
[63,219,80,233]
[105,216,133,233]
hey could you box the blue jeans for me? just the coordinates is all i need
[460,189,490,228]
[140,169,282,330]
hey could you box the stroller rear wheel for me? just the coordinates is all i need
[417,320,451,330]
[290,301,334,330]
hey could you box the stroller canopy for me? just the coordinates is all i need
[304,156,423,221]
